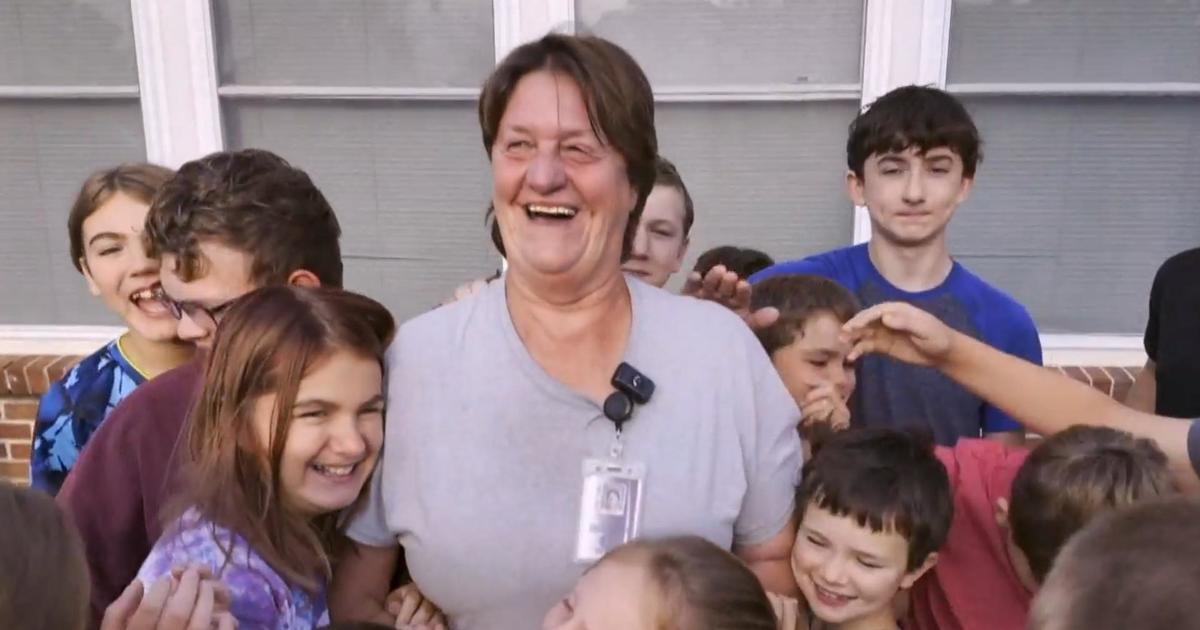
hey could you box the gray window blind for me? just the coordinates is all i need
[577,0,863,86]
[949,0,1200,84]
[0,0,144,325]
[657,102,859,291]
[952,96,1200,334]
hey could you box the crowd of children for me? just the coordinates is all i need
[3,31,1198,630]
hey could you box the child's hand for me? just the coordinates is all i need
[385,582,446,630]
[681,265,779,330]
[800,384,851,431]
[765,591,809,630]
[843,302,955,367]
[100,566,236,630]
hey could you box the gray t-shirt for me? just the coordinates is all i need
[347,276,802,629]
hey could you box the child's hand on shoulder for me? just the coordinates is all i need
[385,582,446,630]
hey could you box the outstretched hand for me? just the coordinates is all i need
[681,265,779,330]
[841,302,956,367]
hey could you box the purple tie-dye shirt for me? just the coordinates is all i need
[137,508,329,630]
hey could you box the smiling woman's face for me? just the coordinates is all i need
[490,69,637,289]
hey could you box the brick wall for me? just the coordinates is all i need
[1,355,81,486]
[0,355,1144,487]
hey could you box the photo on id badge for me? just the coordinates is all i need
[575,459,644,562]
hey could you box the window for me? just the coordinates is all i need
[0,0,145,325]
[213,0,499,320]
[577,0,863,288]
[945,0,1200,335]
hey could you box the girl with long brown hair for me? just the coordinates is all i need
[134,286,426,629]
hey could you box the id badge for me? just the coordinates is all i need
[574,458,646,563]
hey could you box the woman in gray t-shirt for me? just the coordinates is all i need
[328,32,802,630]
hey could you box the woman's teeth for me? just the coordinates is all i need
[526,204,578,219]
[129,287,158,303]
[312,463,355,477]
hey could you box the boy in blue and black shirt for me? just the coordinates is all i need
[752,86,1041,446]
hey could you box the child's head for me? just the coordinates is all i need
[692,245,775,280]
[622,156,695,288]
[846,85,980,248]
[68,163,176,341]
[543,536,776,630]
[1000,425,1176,590]
[751,274,861,423]
[180,285,394,591]
[145,148,343,348]
[794,428,952,627]
[1031,498,1200,630]
[0,482,90,630]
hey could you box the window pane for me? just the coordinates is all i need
[657,101,859,290]
[0,0,137,85]
[948,0,1200,83]
[213,0,495,88]
[0,100,146,324]
[949,96,1200,334]
[223,100,498,320]
[577,0,863,86]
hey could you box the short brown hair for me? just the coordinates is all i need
[68,163,174,272]
[750,274,862,356]
[799,428,953,571]
[1031,498,1200,630]
[1009,425,1177,583]
[479,33,657,262]
[173,286,394,592]
[607,536,776,629]
[654,156,695,237]
[0,482,90,630]
[145,149,343,288]
[693,245,775,280]
[847,85,982,179]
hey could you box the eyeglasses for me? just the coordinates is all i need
[156,288,239,332]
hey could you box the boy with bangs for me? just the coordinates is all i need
[689,85,1041,447]
[772,428,952,630]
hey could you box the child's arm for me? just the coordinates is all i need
[843,302,1199,493]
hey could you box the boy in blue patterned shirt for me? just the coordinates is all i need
[31,164,193,494]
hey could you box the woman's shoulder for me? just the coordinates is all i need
[634,282,762,353]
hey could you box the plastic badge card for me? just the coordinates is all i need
[574,457,646,563]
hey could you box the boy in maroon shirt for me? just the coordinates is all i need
[58,148,344,627]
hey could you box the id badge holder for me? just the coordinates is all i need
[573,455,646,563]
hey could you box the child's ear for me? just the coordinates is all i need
[846,170,867,207]
[994,497,1011,529]
[80,259,101,297]
[900,552,938,590]
[955,175,975,205]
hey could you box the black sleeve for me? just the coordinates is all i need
[1144,260,1166,361]
[1187,420,1200,481]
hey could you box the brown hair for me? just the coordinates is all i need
[173,286,394,592]
[1009,425,1177,583]
[751,274,862,356]
[1031,498,1200,630]
[693,245,775,280]
[68,163,174,272]
[799,427,953,571]
[847,85,982,179]
[479,33,658,262]
[0,482,90,630]
[654,156,695,237]
[605,536,776,630]
[145,149,344,288]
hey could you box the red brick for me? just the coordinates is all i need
[22,356,56,397]
[2,400,38,420]
[0,460,30,482]
[9,443,31,461]
[1083,367,1113,396]
[0,443,7,459]
[0,421,33,440]
[45,355,81,383]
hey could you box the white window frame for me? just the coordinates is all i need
[0,0,1148,366]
